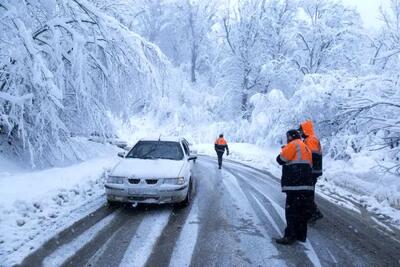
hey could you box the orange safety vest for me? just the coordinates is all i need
[280,139,312,166]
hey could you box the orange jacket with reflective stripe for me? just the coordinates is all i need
[280,139,312,166]
[300,120,323,176]
[278,138,313,192]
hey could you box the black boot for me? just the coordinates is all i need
[274,237,296,245]
[308,210,323,224]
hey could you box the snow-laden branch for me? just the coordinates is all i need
[0,92,33,105]
[0,0,177,167]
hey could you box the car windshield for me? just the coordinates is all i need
[126,141,184,160]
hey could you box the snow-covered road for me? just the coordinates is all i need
[18,157,400,267]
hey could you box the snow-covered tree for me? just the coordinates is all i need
[258,0,301,96]
[217,0,270,118]
[214,0,301,118]
[294,0,365,74]
[0,0,175,166]
[371,0,400,72]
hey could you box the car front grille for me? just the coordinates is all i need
[128,178,141,184]
[145,179,158,185]
[128,178,159,185]
[128,196,160,201]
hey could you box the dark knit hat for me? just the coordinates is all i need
[286,129,300,140]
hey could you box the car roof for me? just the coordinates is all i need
[139,136,184,142]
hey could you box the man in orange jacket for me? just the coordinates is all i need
[275,129,314,245]
[215,134,229,169]
[299,120,323,223]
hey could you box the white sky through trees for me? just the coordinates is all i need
[344,0,388,28]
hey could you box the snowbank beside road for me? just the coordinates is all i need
[0,140,121,266]
[194,143,400,228]
[321,154,400,225]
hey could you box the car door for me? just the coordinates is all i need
[181,141,192,180]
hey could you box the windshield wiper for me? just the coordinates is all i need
[141,156,157,159]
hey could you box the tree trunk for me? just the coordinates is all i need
[189,6,197,84]
[191,43,197,83]
[241,74,249,119]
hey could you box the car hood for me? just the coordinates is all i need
[110,158,185,178]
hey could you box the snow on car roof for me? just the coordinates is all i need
[139,136,183,142]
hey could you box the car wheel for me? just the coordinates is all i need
[178,179,192,208]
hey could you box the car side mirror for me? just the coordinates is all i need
[117,151,126,158]
[188,156,197,161]
[123,146,132,151]
[116,142,128,149]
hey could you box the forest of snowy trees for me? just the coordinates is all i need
[0,0,399,173]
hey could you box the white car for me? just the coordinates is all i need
[105,137,197,206]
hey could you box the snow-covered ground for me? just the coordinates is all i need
[193,142,400,229]
[1,139,399,265]
[0,138,121,266]
[321,154,400,226]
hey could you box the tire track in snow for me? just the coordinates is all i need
[168,200,199,267]
[220,170,287,266]
[119,209,171,267]
[245,177,322,267]
[82,208,146,267]
[43,211,119,267]
[223,167,286,229]
[249,191,282,236]
[223,169,312,266]
[225,166,323,267]
[247,181,322,267]
[19,197,115,266]
[83,228,121,267]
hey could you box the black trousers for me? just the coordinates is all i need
[284,191,313,242]
[217,152,224,167]
[311,174,321,215]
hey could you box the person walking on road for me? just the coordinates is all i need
[299,120,324,223]
[275,129,314,245]
[215,134,229,169]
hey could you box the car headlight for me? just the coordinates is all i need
[163,177,185,185]
[177,177,185,185]
[107,176,124,184]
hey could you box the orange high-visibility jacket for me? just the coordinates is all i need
[278,138,313,192]
[215,137,229,154]
[215,138,227,145]
[300,120,323,176]
[280,139,313,165]
[301,120,321,153]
